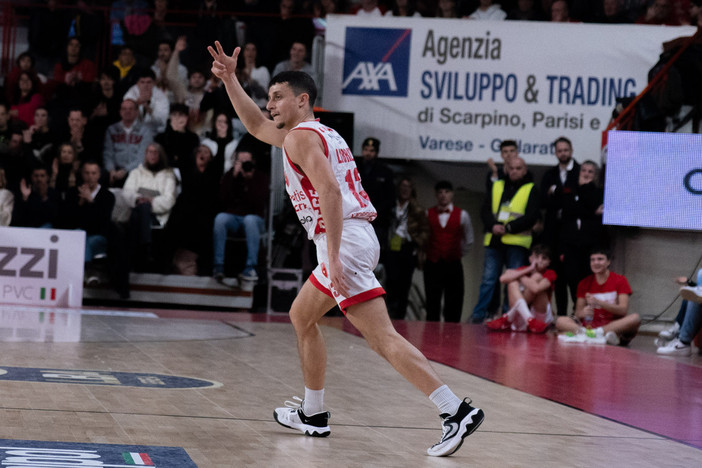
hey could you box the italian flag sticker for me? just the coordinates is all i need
[122,452,154,465]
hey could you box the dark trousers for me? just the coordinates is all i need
[385,242,417,320]
[424,258,464,323]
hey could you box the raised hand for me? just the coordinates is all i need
[208,41,240,82]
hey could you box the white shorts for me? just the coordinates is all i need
[310,220,385,312]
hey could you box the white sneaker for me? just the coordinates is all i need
[604,331,620,346]
[273,396,330,437]
[656,338,692,356]
[680,286,702,303]
[658,322,680,340]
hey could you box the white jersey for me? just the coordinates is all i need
[283,120,377,240]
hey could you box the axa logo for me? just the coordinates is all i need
[342,27,411,97]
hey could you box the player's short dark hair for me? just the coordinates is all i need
[589,246,611,259]
[269,71,317,108]
[531,244,552,261]
[500,139,517,150]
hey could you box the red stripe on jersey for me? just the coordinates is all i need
[289,126,329,159]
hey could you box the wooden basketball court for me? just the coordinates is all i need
[0,305,699,466]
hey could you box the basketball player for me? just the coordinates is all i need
[208,41,485,457]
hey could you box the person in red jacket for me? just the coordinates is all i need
[423,180,473,322]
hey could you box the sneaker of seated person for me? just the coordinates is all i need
[527,317,548,334]
[680,286,702,303]
[485,315,511,331]
[658,322,680,340]
[656,337,692,356]
[604,330,620,346]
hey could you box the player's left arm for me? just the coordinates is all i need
[284,130,350,297]
[521,275,552,295]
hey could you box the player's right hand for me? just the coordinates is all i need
[208,41,239,82]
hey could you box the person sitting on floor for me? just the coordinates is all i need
[555,247,640,346]
[657,269,702,356]
[485,244,556,333]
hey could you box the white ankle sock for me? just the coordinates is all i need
[303,387,324,415]
[514,299,533,321]
[429,385,462,416]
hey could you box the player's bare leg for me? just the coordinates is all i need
[273,280,336,437]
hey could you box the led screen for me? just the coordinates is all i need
[604,131,702,230]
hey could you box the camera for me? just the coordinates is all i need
[241,161,255,172]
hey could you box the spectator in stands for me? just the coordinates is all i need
[163,144,220,275]
[103,99,155,187]
[12,165,59,228]
[540,136,580,315]
[356,137,395,261]
[22,107,55,166]
[9,71,45,128]
[58,159,115,270]
[212,149,269,282]
[0,128,33,195]
[555,248,640,345]
[468,0,507,20]
[597,0,629,23]
[559,160,606,311]
[424,180,473,322]
[272,42,316,83]
[166,37,209,135]
[472,157,539,324]
[88,68,122,152]
[385,0,421,16]
[385,177,429,319]
[154,103,200,173]
[485,244,556,333]
[0,168,14,226]
[53,37,97,89]
[201,111,238,179]
[152,39,188,99]
[50,143,81,201]
[658,271,702,355]
[112,46,140,97]
[268,0,315,71]
[199,75,235,122]
[551,0,571,21]
[122,142,177,270]
[5,52,46,104]
[59,108,102,165]
[356,0,385,16]
[237,42,271,109]
[637,0,683,24]
[507,0,547,20]
[123,68,170,134]
[436,0,460,17]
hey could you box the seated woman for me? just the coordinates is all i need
[9,71,44,128]
[121,142,177,271]
[50,143,81,200]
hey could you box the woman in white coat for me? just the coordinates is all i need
[122,142,176,270]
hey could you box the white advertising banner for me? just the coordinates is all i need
[0,227,84,307]
[323,16,695,164]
